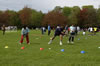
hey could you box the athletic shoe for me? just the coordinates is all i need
[28,43,30,45]
[67,41,70,43]
[48,40,52,44]
[60,41,62,45]
[48,41,51,44]
[19,43,22,45]
[71,42,74,44]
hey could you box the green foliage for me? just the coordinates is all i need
[97,8,100,26]
[42,11,67,27]
[0,5,100,28]
[62,6,72,16]
[7,10,21,26]
[31,10,44,28]
[53,6,62,12]
[68,6,80,26]
[79,6,97,27]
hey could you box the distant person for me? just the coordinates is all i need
[77,26,80,34]
[89,27,93,35]
[48,25,51,36]
[65,25,69,36]
[41,27,43,35]
[48,25,65,45]
[67,25,75,44]
[19,26,30,44]
[68,27,70,34]
[93,27,97,35]
[75,26,78,35]
[2,24,6,35]
[83,29,86,35]
[41,27,46,35]
[90,27,93,33]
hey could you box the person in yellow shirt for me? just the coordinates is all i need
[93,27,97,35]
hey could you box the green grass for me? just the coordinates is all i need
[0,30,100,66]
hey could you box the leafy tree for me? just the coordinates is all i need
[68,6,80,26]
[53,6,62,12]
[0,10,10,26]
[42,11,67,27]
[97,8,100,27]
[6,10,21,27]
[62,6,72,16]
[79,6,97,27]
[18,6,32,26]
[30,10,44,28]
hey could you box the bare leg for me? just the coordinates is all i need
[60,35,63,45]
[48,36,56,44]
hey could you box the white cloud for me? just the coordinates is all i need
[0,0,100,13]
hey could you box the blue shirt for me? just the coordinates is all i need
[21,27,29,35]
[48,26,51,31]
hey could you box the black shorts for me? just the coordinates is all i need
[54,33,65,36]
[54,33,60,36]
[70,32,75,35]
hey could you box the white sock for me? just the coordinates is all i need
[48,40,52,44]
[60,40,62,45]
[50,39,52,42]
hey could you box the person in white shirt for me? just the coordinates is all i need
[67,25,75,44]
[77,26,80,34]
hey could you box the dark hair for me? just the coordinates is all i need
[23,25,26,29]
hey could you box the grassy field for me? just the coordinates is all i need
[0,30,100,66]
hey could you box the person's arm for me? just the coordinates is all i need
[21,28,24,35]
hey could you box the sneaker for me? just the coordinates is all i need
[19,43,22,45]
[48,41,51,44]
[67,41,70,43]
[27,43,30,45]
[48,40,52,44]
[60,42,62,45]
[71,42,74,44]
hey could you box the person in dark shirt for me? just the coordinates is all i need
[2,24,5,35]
[48,25,65,45]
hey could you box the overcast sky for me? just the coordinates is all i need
[0,0,100,13]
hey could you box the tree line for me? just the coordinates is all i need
[0,5,100,29]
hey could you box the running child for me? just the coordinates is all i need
[48,25,65,45]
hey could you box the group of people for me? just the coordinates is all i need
[18,25,99,45]
[1,24,98,45]
[88,27,98,35]
[19,25,77,45]
[1,25,30,44]
[48,25,77,45]
[41,25,51,35]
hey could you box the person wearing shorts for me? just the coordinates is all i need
[48,25,65,45]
